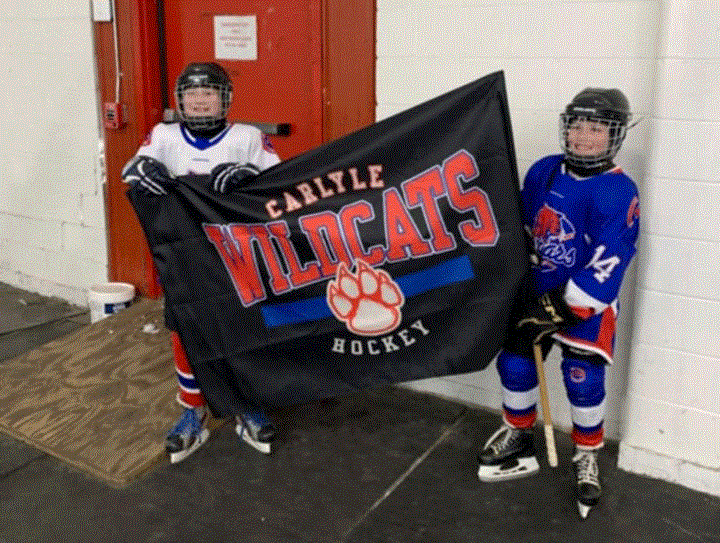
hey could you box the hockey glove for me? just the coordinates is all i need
[122,155,175,196]
[210,163,261,194]
[516,286,580,345]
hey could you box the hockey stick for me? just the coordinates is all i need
[533,342,558,467]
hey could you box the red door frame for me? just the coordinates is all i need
[94,0,375,298]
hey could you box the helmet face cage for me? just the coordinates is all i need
[559,114,627,169]
[174,64,233,131]
[559,88,631,169]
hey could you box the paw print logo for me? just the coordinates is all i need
[326,260,405,336]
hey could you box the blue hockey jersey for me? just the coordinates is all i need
[522,154,640,363]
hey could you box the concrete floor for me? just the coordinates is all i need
[0,281,718,543]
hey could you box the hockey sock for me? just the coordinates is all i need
[171,331,206,409]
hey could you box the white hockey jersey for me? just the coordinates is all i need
[135,122,280,176]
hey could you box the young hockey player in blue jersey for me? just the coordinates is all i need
[122,62,281,462]
[476,88,640,518]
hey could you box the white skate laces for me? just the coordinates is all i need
[573,449,599,486]
[483,424,521,455]
[573,448,601,518]
[477,423,539,482]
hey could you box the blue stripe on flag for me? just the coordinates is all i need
[260,255,474,328]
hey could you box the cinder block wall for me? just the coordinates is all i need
[617,0,720,497]
[379,0,719,496]
[0,3,107,306]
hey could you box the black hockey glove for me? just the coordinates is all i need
[122,155,175,196]
[210,163,261,194]
[516,286,580,345]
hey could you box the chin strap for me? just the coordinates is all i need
[564,160,615,178]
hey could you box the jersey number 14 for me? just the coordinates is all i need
[586,245,620,283]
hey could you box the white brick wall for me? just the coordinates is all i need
[617,0,720,497]
[0,3,107,305]
[380,0,719,496]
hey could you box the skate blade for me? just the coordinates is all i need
[168,428,209,464]
[578,501,592,519]
[478,455,540,482]
[235,423,272,455]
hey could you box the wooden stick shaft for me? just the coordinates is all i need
[533,343,558,467]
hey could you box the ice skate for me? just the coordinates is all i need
[477,423,539,482]
[235,411,275,454]
[165,406,209,464]
[573,447,601,518]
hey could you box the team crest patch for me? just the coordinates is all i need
[327,260,405,336]
[569,366,586,383]
[533,203,576,271]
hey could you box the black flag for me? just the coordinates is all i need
[128,71,528,414]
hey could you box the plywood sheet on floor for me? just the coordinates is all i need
[0,298,188,487]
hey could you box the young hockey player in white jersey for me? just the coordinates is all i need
[122,62,281,462]
[476,88,640,518]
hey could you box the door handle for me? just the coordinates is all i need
[163,109,291,136]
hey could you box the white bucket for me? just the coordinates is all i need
[88,282,136,323]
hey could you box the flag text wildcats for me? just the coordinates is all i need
[203,150,499,307]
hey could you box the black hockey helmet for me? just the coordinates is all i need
[559,88,632,169]
[174,62,233,131]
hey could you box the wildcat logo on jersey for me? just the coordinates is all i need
[532,203,576,271]
[327,260,405,336]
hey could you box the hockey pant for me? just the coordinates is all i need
[496,348,606,448]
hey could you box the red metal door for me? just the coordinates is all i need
[97,0,374,296]
[162,0,324,160]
